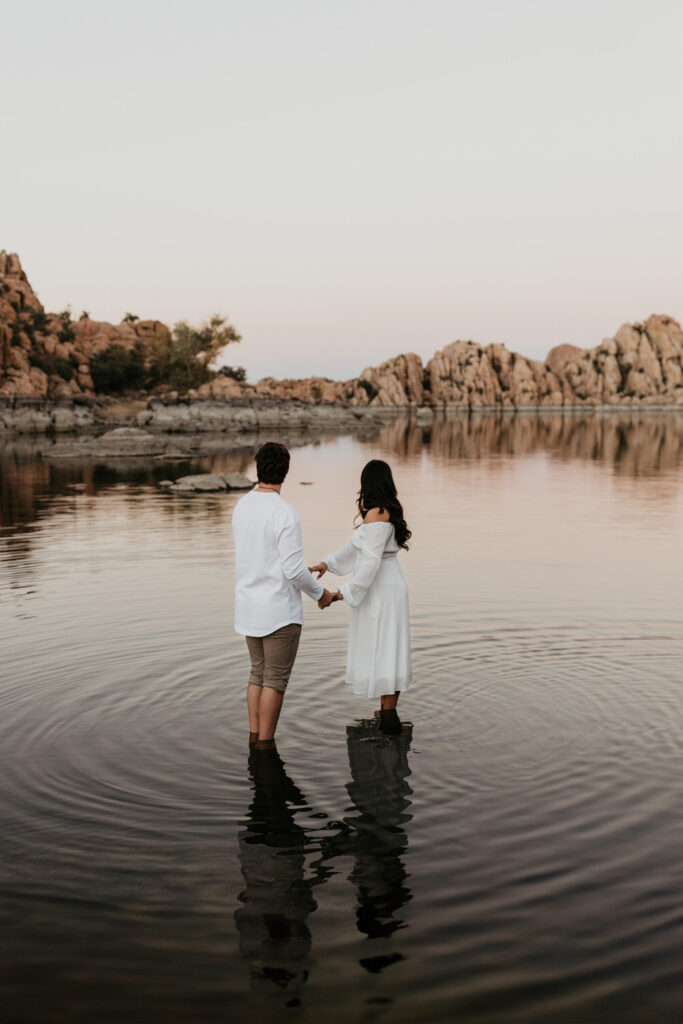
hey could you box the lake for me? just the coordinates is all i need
[2,412,683,1023]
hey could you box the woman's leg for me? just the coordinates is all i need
[374,691,400,718]
[378,691,402,734]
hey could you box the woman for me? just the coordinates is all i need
[310,459,412,735]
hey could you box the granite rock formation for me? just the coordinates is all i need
[0,251,169,400]
[2,250,683,411]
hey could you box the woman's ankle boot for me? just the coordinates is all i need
[379,708,402,735]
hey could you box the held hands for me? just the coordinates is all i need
[317,588,343,610]
[310,562,341,608]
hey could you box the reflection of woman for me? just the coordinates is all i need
[345,720,413,967]
[310,460,412,735]
[314,719,414,974]
[235,746,317,1004]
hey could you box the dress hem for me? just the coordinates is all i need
[345,676,412,698]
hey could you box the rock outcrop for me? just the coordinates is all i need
[3,250,683,412]
[136,398,384,433]
[425,317,683,408]
[235,319,683,410]
[0,251,169,401]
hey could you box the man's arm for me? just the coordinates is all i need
[276,510,325,601]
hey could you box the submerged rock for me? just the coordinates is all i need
[167,472,254,493]
[222,472,254,489]
[44,428,169,458]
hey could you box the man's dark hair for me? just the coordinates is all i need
[255,442,290,484]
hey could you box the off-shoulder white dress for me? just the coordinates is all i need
[324,522,412,698]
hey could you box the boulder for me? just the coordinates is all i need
[170,474,229,492]
[427,341,502,405]
[221,472,254,490]
[545,344,585,376]
[358,352,424,406]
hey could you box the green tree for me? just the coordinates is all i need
[150,314,242,390]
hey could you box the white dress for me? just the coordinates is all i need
[324,522,412,699]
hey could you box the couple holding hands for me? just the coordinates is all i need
[232,442,412,747]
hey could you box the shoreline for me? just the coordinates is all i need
[1,395,683,438]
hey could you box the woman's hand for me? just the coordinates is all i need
[309,561,328,579]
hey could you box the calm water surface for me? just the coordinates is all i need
[2,413,683,1023]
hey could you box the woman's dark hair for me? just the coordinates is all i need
[255,442,290,484]
[356,459,411,550]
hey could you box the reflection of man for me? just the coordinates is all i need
[232,442,335,747]
[235,745,317,1006]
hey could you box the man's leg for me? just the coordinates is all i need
[258,624,302,742]
[245,636,265,742]
[247,684,263,735]
[256,687,285,743]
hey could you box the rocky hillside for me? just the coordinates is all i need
[2,250,683,408]
[0,251,171,400]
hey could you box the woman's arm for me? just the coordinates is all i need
[316,538,356,576]
[338,523,392,607]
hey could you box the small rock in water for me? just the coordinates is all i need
[300,481,314,485]
[101,427,152,439]
[221,472,254,490]
[158,480,174,489]
[170,474,228,492]
[165,471,254,493]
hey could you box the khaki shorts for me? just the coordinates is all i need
[245,623,302,694]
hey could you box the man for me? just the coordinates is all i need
[232,442,335,748]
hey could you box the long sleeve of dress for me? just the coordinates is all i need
[338,524,393,608]
[276,510,324,601]
[324,538,356,576]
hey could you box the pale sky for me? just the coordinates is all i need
[3,0,682,382]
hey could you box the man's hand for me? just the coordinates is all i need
[318,588,335,609]
[309,562,328,580]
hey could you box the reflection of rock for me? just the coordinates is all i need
[368,410,683,478]
[167,471,253,493]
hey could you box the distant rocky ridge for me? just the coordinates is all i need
[2,250,683,416]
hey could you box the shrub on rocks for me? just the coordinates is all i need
[90,342,147,393]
